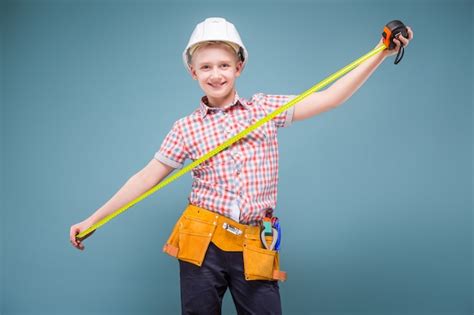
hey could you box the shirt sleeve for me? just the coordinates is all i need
[253,93,298,128]
[154,121,188,169]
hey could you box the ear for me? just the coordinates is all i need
[235,60,243,77]
[189,64,198,80]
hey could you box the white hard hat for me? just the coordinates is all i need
[183,17,248,74]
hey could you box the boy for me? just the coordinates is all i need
[70,17,413,314]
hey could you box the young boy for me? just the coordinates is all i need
[70,17,413,314]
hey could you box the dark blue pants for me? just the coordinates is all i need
[179,241,282,315]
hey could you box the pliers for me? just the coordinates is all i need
[259,224,279,250]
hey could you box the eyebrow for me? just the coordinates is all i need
[196,60,233,66]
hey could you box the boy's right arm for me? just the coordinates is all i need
[88,158,174,224]
[70,159,175,250]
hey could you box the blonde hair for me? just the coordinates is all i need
[187,41,241,66]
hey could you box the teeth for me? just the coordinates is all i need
[210,82,225,87]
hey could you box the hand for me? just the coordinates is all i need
[377,26,414,59]
[69,218,96,251]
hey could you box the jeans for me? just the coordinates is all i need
[179,241,282,315]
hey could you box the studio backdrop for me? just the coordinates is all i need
[1,0,473,314]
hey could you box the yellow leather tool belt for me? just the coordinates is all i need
[163,204,287,282]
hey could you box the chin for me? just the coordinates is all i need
[207,88,232,98]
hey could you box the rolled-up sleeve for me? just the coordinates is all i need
[253,93,298,128]
[154,121,188,169]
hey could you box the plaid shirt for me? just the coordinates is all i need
[154,91,296,225]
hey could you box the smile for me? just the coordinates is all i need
[209,82,227,88]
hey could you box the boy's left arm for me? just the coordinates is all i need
[293,27,413,122]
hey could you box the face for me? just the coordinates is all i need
[189,44,243,108]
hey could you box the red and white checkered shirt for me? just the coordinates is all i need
[154,91,296,225]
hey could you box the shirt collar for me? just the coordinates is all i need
[199,91,249,119]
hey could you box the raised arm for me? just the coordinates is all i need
[293,27,413,122]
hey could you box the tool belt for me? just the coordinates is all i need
[162,204,287,282]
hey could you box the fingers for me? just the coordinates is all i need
[395,26,413,48]
[391,36,408,53]
[388,37,401,53]
[70,227,78,246]
[399,35,409,47]
[407,26,414,40]
[73,240,84,250]
[69,226,85,250]
[73,239,84,250]
[70,239,84,250]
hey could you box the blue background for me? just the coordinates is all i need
[1,0,472,314]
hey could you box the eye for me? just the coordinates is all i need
[201,65,209,70]
[221,64,230,68]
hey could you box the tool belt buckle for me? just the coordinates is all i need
[222,222,242,236]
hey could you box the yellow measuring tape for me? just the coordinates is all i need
[76,43,387,240]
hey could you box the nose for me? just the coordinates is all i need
[210,67,221,80]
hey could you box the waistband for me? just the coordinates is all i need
[186,203,274,227]
[184,204,261,232]
[184,204,263,251]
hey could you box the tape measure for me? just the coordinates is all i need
[382,20,409,64]
[76,21,407,241]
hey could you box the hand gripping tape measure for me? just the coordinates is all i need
[75,20,409,241]
[382,20,409,64]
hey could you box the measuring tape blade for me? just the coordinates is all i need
[76,44,387,240]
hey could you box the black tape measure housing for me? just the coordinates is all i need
[382,20,409,64]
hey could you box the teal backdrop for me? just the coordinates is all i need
[1,0,473,314]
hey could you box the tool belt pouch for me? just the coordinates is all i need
[163,205,286,281]
[243,232,286,281]
[163,209,217,267]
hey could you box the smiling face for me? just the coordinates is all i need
[189,42,243,108]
